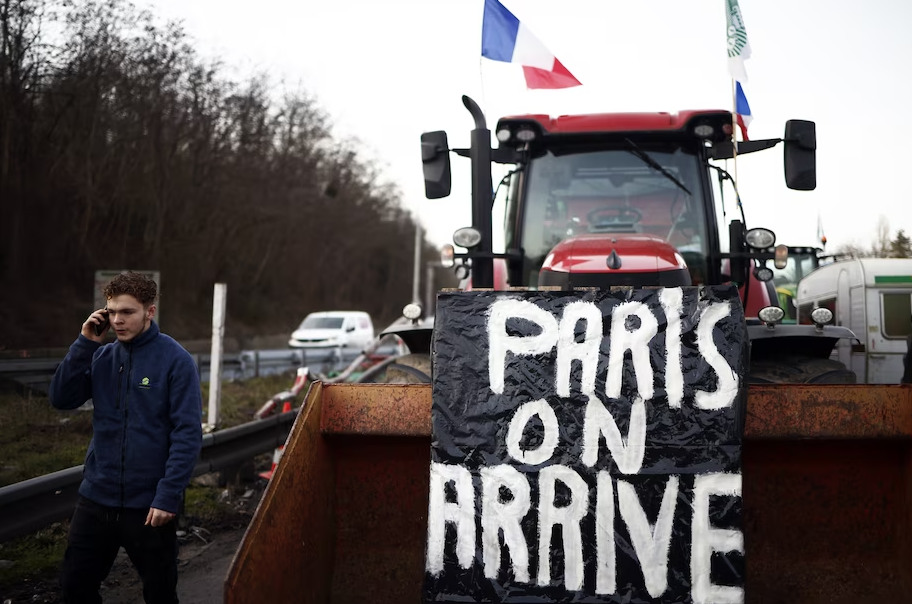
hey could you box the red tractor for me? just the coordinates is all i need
[418,96,856,383]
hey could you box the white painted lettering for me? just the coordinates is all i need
[695,302,740,410]
[581,395,646,474]
[606,301,659,401]
[426,463,476,574]
[537,465,589,591]
[659,288,684,408]
[488,299,559,395]
[595,471,616,595]
[691,473,744,604]
[481,465,532,583]
[617,476,679,598]
[556,301,603,397]
[506,399,560,465]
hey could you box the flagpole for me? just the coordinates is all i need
[731,79,739,184]
[479,57,489,117]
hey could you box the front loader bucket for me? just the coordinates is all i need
[743,385,912,603]
[224,383,432,604]
[224,383,912,604]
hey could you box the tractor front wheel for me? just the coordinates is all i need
[748,356,856,384]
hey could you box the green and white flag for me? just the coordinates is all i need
[726,0,752,82]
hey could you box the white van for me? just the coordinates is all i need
[288,311,375,350]
[796,258,912,383]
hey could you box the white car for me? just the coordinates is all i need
[288,311,375,349]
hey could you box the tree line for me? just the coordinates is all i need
[831,216,912,260]
[0,0,454,350]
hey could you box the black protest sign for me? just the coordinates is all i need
[423,286,749,604]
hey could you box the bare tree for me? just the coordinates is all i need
[831,241,872,259]
[872,215,892,258]
[0,0,457,349]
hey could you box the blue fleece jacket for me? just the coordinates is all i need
[49,321,203,513]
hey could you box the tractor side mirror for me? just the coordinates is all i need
[784,120,816,191]
[421,131,452,199]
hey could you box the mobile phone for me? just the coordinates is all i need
[94,309,110,337]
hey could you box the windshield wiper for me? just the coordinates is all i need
[623,138,692,196]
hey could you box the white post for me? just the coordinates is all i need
[425,262,435,315]
[206,283,227,432]
[413,222,422,304]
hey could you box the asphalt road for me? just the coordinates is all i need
[98,527,247,604]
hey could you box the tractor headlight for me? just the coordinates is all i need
[754,266,774,282]
[746,228,776,249]
[453,227,482,248]
[403,303,423,321]
[758,306,784,325]
[811,307,833,326]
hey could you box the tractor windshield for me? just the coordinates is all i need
[770,251,820,322]
[506,145,711,287]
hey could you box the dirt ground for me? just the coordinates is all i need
[2,526,248,604]
[1,478,266,604]
[97,526,247,604]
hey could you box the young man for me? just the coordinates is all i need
[49,271,203,603]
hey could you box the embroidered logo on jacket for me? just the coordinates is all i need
[139,377,151,389]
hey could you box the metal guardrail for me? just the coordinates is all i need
[0,409,297,543]
[0,344,402,392]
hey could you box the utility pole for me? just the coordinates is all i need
[412,222,422,304]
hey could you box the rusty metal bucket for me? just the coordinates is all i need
[224,383,912,604]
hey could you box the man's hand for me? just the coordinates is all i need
[81,309,109,342]
[145,507,175,527]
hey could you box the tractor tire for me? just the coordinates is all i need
[384,353,433,384]
[356,353,432,384]
[748,356,857,384]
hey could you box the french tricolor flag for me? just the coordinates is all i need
[735,81,752,141]
[481,0,581,90]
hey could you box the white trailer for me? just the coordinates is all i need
[796,258,912,384]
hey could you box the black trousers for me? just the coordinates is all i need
[61,495,179,604]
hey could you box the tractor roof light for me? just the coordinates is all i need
[440,243,455,268]
[693,124,715,139]
[453,226,482,248]
[746,228,776,249]
[758,306,785,326]
[811,307,833,328]
[515,128,537,142]
[774,244,789,270]
[496,128,512,143]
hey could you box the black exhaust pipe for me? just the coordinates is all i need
[463,95,494,289]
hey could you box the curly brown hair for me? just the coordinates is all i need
[103,271,158,306]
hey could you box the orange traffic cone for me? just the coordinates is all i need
[258,402,292,480]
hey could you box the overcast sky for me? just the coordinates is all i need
[135,0,912,253]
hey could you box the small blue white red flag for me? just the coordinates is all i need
[481,0,581,90]
[735,81,752,141]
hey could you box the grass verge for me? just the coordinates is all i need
[0,372,300,594]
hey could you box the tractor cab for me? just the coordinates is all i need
[424,100,815,318]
